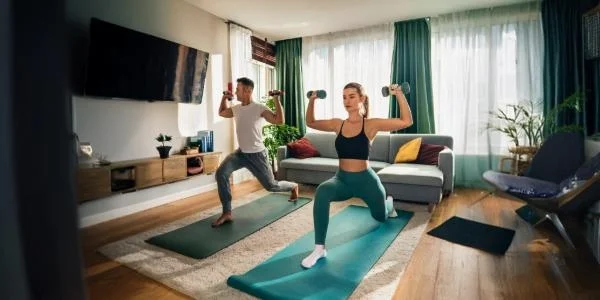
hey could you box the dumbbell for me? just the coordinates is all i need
[268,90,285,96]
[306,90,327,99]
[381,82,411,97]
[222,91,235,101]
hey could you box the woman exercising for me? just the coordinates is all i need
[301,82,413,269]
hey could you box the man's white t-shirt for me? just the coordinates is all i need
[231,101,270,153]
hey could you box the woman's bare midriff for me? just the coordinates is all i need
[339,159,369,172]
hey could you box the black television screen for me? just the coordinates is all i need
[84,18,209,103]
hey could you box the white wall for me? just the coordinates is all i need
[67,0,235,227]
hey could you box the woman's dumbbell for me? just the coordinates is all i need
[381,82,411,97]
[306,90,327,99]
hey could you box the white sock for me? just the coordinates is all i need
[386,196,398,218]
[301,245,327,269]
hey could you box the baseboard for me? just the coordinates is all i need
[78,182,218,228]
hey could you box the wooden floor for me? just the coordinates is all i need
[81,180,600,299]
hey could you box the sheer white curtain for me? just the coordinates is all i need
[302,24,394,127]
[229,23,253,86]
[430,2,543,186]
[228,23,259,181]
[431,2,543,156]
[229,24,274,105]
[229,24,253,150]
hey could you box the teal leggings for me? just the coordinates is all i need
[313,168,387,245]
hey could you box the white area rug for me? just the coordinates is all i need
[98,190,431,299]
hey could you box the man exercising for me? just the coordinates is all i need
[212,77,299,227]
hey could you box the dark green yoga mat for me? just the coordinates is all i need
[145,194,310,259]
[227,205,413,300]
[427,216,515,255]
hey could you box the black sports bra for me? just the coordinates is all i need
[335,118,370,160]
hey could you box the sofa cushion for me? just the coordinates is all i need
[304,132,338,159]
[377,163,444,187]
[287,137,320,159]
[394,138,422,163]
[281,157,391,173]
[370,135,391,162]
[304,132,393,162]
[369,161,392,172]
[280,157,340,172]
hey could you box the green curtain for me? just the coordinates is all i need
[275,38,305,135]
[455,155,503,189]
[389,19,435,134]
[591,60,600,135]
[542,0,600,136]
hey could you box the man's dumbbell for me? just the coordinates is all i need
[381,82,411,97]
[269,90,285,96]
[306,90,327,99]
[222,91,234,101]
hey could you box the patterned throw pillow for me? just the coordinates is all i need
[287,138,320,159]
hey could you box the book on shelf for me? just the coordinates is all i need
[197,130,214,153]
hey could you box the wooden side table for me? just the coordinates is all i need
[499,146,539,175]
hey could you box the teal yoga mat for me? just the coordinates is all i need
[146,194,311,259]
[227,205,414,300]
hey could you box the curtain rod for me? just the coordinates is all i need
[225,20,252,32]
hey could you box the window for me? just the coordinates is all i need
[430,4,543,155]
[302,24,394,127]
[249,61,276,103]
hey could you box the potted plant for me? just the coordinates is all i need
[260,96,302,171]
[487,91,585,173]
[155,133,172,159]
[487,91,585,148]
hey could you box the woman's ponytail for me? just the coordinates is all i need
[363,95,370,118]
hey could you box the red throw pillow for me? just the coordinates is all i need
[416,143,446,165]
[287,138,320,159]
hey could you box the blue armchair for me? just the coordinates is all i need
[483,132,600,249]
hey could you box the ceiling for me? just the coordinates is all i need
[184,0,531,41]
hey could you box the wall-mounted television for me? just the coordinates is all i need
[84,18,209,103]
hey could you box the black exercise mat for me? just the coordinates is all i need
[427,216,515,255]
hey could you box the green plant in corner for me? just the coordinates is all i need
[260,96,302,170]
[543,91,586,138]
[486,92,584,175]
[155,133,172,159]
[487,91,585,148]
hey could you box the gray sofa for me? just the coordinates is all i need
[277,132,455,206]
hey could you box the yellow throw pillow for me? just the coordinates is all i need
[394,138,422,163]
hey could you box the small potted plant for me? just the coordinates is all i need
[155,133,172,159]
